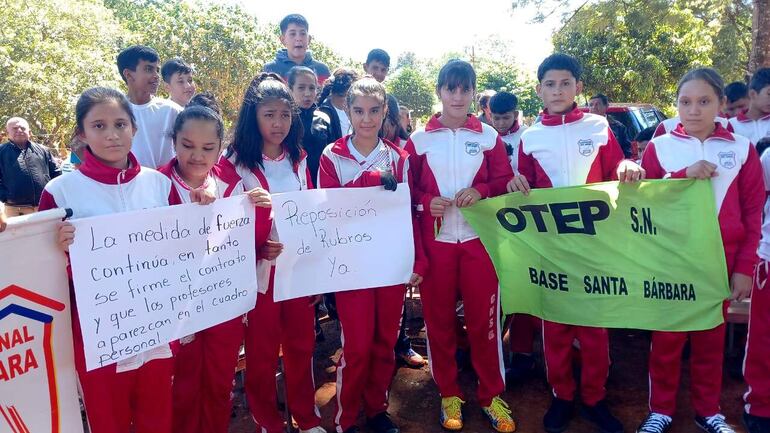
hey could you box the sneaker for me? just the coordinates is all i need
[300,427,327,433]
[744,411,770,433]
[581,400,623,433]
[543,398,573,433]
[637,412,673,433]
[398,348,427,368]
[367,412,399,433]
[440,396,465,431]
[482,396,516,432]
[506,353,536,384]
[695,414,736,433]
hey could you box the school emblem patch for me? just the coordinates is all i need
[465,141,480,156]
[718,151,736,169]
[578,139,595,156]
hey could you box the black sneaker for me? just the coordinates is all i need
[581,400,623,433]
[637,412,673,433]
[543,398,574,433]
[367,412,399,433]
[744,411,770,433]
[506,353,536,384]
[695,414,736,433]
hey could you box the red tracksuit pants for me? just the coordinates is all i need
[172,317,245,433]
[543,321,609,405]
[421,238,505,407]
[334,284,406,432]
[245,281,319,433]
[744,259,770,417]
[510,314,541,354]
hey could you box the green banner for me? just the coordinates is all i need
[460,179,729,332]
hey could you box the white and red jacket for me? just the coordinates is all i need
[38,149,174,372]
[157,158,245,205]
[318,135,428,276]
[729,112,770,145]
[217,151,312,294]
[518,105,624,188]
[653,116,732,138]
[499,120,527,173]
[641,123,764,276]
[405,114,513,243]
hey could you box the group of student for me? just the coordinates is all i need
[2,11,770,433]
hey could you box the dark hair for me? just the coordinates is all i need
[437,59,476,92]
[346,76,387,108]
[279,14,308,33]
[749,68,770,93]
[677,67,724,99]
[75,87,135,136]
[161,58,193,83]
[188,91,222,115]
[171,106,224,145]
[228,73,302,170]
[287,66,317,88]
[477,90,496,109]
[116,45,159,83]
[590,93,609,106]
[318,68,359,104]
[489,91,519,114]
[365,49,391,68]
[635,125,656,143]
[757,137,770,158]
[381,94,409,141]
[725,81,749,103]
[537,53,582,82]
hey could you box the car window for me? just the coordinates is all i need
[608,112,638,137]
[641,109,660,127]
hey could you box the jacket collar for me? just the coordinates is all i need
[736,111,770,122]
[80,149,140,184]
[540,103,584,126]
[425,113,484,133]
[671,122,735,142]
[329,134,409,161]
[503,120,521,135]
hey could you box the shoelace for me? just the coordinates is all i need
[640,413,671,433]
[486,397,513,420]
[442,397,465,418]
[705,414,734,433]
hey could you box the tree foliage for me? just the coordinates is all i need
[386,67,436,119]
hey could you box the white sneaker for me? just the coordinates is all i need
[300,427,327,433]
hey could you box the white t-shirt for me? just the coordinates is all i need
[347,137,391,171]
[335,106,351,136]
[130,97,183,168]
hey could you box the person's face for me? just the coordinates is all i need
[364,60,389,83]
[677,79,723,138]
[290,74,318,109]
[348,95,386,141]
[257,99,293,149]
[439,85,474,120]
[491,110,517,134]
[165,72,196,106]
[588,98,607,116]
[399,108,410,131]
[280,23,310,61]
[537,69,582,115]
[78,100,135,168]
[750,86,770,116]
[174,118,221,180]
[6,119,30,144]
[636,139,649,157]
[725,97,750,118]
[125,59,160,96]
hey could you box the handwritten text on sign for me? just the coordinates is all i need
[69,196,256,371]
[272,185,414,301]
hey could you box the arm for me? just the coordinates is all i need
[46,148,61,179]
[640,142,688,179]
[600,129,625,181]
[733,146,765,276]
[404,138,435,212]
[474,136,514,198]
[653,122,666,138]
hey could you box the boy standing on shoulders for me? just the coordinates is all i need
[263,14,330,85]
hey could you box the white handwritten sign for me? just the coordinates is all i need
[69,196,257,371]
[272,185,414,301]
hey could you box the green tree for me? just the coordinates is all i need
[386,67,436,119]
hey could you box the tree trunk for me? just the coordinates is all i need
[749,0,770,72]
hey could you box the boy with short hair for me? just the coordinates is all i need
[117,45,182,168]
[725,81,750,118]
[489,91,527,172]
[729,68,770,144]
[161,58,196,107]
[263,14,330,84]
[363,48,390,83]
[507,53,644,433]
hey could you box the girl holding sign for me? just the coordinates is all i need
[317,76,427,433]
[218,73,325,433]
[157,101,271,433]
[404,60,515,433]
[38,87,178,433]
[639,68,764,433]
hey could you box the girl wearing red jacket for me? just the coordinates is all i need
[156,104,270,433]
[638,68,764,433]
[317,77,427,433]
[404,60,515,433]
[220,73,325,433]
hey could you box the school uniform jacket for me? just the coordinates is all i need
[729,112,770,145]
[653,116,732,138]
[518,105,624,188]
[499,121,527,173]
[405,114,513,244]
[157,158,245,205]
[641,123,764,276]
[317,135,428,277]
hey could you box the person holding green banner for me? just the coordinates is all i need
[507,53,645,433]
[638,68,764,433]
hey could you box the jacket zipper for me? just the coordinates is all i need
[117,169,127,211]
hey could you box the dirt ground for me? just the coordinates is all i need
[228,298,750,433]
